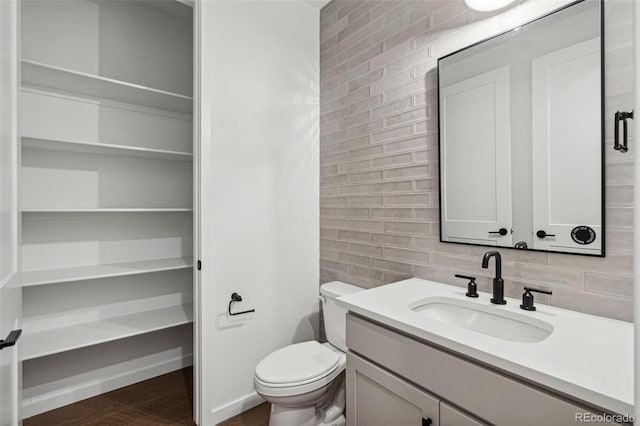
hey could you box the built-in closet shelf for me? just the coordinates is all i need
[21,60,193,114]
[22,257,194,287]
[21,303,194,361]
[22,137,193,162]
[22,208,193,213]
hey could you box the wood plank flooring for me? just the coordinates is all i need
[23,367,271,426]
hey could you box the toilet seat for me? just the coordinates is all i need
[254,341,346,397]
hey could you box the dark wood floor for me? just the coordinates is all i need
[24,367,271,426]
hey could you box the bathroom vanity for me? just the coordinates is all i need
[338,279,633,426]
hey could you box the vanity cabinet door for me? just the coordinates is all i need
[346,352,439,426]
[440,402,488,426]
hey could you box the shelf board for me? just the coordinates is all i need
[146,0,193,19]
[22,257,193,287]
[22,208,193,213]
[22,304,193,361]
[22,60,193,114]
[22,137,193,162]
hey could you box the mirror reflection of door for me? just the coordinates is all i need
[440,66,512,246]
[531,38,601,254]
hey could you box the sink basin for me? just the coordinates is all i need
[409,297,553,343]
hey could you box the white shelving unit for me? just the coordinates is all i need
[23,257,193,287]
[22,137,193,162]
[22,208,193,213]
[21,304,194,361]
[22,60,193,114]
[20,0,195,417]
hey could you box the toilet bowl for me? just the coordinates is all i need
[254,281,363,426]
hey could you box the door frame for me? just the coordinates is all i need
[633,1,640,422]
[0,0,22,424]
[193,1,203,424]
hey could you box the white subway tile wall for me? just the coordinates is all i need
[319,0,634,321]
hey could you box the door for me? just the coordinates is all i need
[346,353,439,426]
[0,0,22,425]
[196,1,320,425]
[531,38,601,254]
[440,66,512,246]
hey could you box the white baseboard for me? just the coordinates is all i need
[22,354,193,419]
[210,391,265,425]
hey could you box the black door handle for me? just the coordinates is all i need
[422,418,432,426]
[0,329,21,350]
[536,230,556,239]
[488,228,508,236]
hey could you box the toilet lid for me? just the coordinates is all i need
[255,341,341,385]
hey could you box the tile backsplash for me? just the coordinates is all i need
[319,0,634,321]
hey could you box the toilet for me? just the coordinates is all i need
[254,281,362,426]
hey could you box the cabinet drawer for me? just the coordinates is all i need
[347,352,439,426]
[346,313,622,426]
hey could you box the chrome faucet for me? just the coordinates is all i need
[482,251,506,305]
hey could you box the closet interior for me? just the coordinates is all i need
[19,0,195,417]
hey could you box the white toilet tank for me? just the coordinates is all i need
[320,281,363,352]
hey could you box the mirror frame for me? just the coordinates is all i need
[436,0,605,257]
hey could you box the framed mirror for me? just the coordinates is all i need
[438,0,603,256]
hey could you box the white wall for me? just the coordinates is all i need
[197,1,319,424]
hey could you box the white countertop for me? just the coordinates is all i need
[336,278,634,415]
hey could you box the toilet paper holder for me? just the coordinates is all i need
[228,292,255,316]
